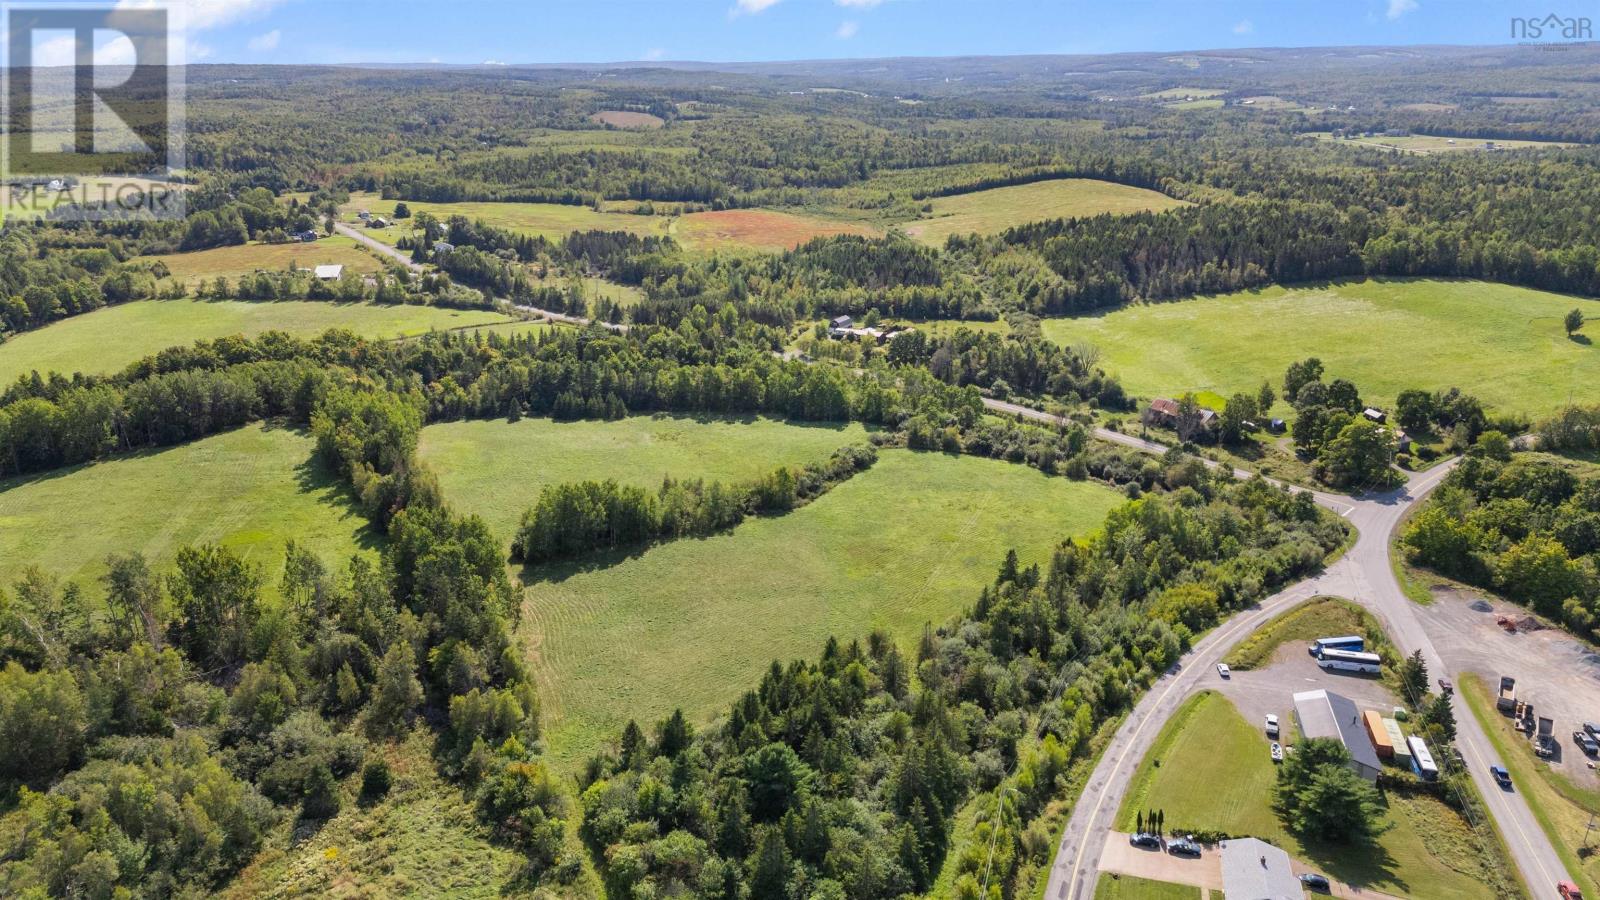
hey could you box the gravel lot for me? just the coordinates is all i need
[1216,640,1402,749]
[1418,586,1600,788]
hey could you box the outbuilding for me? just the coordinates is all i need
[313,264,344,280]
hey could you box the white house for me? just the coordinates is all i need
[314,264,344,280]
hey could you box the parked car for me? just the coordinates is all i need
[1264,714,1279,738]
[1300,873,1331,892]
[1216,663,1231,679]
[1585,722,1600,741]
[1491,765,1512,788]
[1437,678,1453,695]
[1167,836,1202,857]
[1128,832,1161,849]
[1270,741,1284,763]
[1575,731,1598,755]
[1558,880,1585,900]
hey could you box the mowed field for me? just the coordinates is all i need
[898,178,1188,245]
[418,414,872,543]
[1116,690,1509,899]
[1309,131,1580,154]
[148,236,383,285]
[345,193,667,243]
[590,110,665,129]
[519,449,1123,768]
[0,299,510,381]
[1041,279,1600,418]
[0,423,375,591]
[672,208,881,253]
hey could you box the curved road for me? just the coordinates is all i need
[333,222,627,331]
[981,400,1571,900]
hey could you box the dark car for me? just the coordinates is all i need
[1167,837,1202,857]
[1491,765,1512,788]
[1300,873,1331,892]
[1128,832,1160,849]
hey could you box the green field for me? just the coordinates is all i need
[1094,873,1200,899]
[418,414,873,543]
[517,449,1123,768]
[148,237,383,285]
[1041,279,1600,419]
[0,423,376,591]
[1462,674,1600,899]
[1116,690,1514,899]
[898,178,1189,245]
[1309,132,1580,154]
[344,193,667,244]
[0,299,510,382]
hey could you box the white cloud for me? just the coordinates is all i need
[247,28,280,52]
[1387,0,1418,20]
[835,0,882,7]
[643,47,666,61]
[1233,19,1253,34]
[482,59,505,66]
[730,0,781,17]
[835,20,859,39]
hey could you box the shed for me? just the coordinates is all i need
[1219,837,1301,900]
[1268,418,1287,433]
[432,241,455,254]
[1293,689,1382,781]
[1363,709,1394,758]
[829,315,853,330]
[313,264,344,280]
[1382,718,1412,767]
[1363,407,1387,423]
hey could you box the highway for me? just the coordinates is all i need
[979,400,1573,900]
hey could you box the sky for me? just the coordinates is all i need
[52,0,1597,66]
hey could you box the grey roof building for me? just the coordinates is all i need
[1293,688,1382,781]
[1220,838,1301,900]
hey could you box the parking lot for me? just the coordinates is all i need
[1419,587,1600,788]
[1216,638,1401,748]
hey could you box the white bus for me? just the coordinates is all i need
[1316,648,1381,674]
[1408,735,1438,780]
[1309,635,1365,655]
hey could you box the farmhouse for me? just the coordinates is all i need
[432,240,456,255]
[1293,689,1382,781]
[369,216,390,228]
[1220,838,1300,900]
[313,264,344,280]
[1146,397,1217,430]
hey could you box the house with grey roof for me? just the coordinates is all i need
[1293,688,1382,781]
[1220,838,1301,900]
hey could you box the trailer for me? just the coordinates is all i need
[1497,676,1517,713]
[1316,648,1382,674]
[1408,735,1439,780]
[1538,717,1556,758]
[1383,718,1413,768]
[1364,710,1395,759]
[1310,635,1365,656]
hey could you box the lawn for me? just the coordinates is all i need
[673,208,881,253]
[1115,690,1517,899]
[1462,674,1600,899]
[1224,596,1382,670]
[418,414,873,544]
[0,423,377,592]
[344,193,667,244]
[1094,873,1200,899]
[898,178,1188,245]
[147,237,382,285]
[516,449,1124,768]
[0,299,510,382]
[1040,279,1600,419]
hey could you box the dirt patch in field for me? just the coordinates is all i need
[591,110,664,129]
[675,209,880,253]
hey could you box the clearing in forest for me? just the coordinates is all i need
[898,178,1188,245]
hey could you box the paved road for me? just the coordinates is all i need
[980,400,1571,900]
[334,222,628,332]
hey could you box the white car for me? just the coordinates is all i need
[1270,742,1284,762]
[1216,663,1231,679]
[1265,714,1279,738]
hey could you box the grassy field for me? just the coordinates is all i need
[1224,596,1379,670]
[1094,873,1200,899]
[590,110,664,128]
[898,178,1188,245]
[517,449,1123,768]
[344,193,668,243]
[1041,279,1600,419]
[222,731,532,899]
[148,237,382,285]
[673,208,880,253]
[0,423,376,591]
[1115,690,1515,899]
[1462,674,1600,899]
[1309,132,1580,154]
[419,414,873,543]
[0,299,510,381]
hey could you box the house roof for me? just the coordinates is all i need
[1149,398,1180,416]
[1220,838,1301,900]
[1294,689,1382,775]
[313,264,344,279]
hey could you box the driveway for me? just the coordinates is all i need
[1098,833,1223,892]
[1218,642,1401,748]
